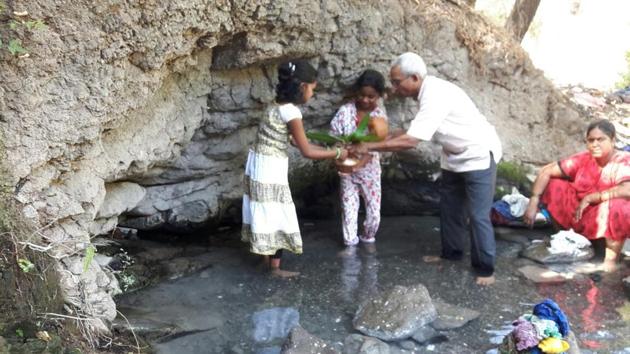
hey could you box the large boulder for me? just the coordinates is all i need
[281,326,339,354]
[353,284,437,341]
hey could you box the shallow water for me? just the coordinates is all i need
[117,216,630,353]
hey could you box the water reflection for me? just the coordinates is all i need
[251,307,300,343]
[339,244,380,305]
[536,273,628,351]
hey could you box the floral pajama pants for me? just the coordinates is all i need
[340,163,381,246]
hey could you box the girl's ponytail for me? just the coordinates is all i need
[276,59,317,104]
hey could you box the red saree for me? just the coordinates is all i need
[541,151,630,241]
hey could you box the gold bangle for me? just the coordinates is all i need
[334,147,341,159]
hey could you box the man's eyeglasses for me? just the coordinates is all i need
[391,76,410,87]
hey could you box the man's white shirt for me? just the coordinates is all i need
[406,76,502,172]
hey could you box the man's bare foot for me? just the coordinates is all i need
[271,268,300,278]
[423,255,442,263]
[476,275,495,286]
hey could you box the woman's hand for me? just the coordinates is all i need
[338,148,349,161]
[574,192,600,221]
[348,143,368,157]
[523,198,539,228]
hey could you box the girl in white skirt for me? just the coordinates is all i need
[242,60,349,278]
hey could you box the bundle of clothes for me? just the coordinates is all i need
[491,188,549,227]
[499,299,571,354]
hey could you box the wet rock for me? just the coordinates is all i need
[624,276,630,299]
[252,307,300,343]
[431,300,480,330]
[517,265,573,283]
[396,340,417,351]
[494,227,534,245]
[281,326,340,354]
[353,284,437,341]
[520,241,594,264]
[565,331,582,354]
[0,336,7,353]
[410,325,442,344]
[343,334,389,354]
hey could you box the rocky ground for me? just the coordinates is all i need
[107,216,630,354]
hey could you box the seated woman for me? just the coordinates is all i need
[524,119,630,271]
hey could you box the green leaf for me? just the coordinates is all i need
[9,20,18,30]
[17,258,35,273]
[306,131,344,145]
[356,134,381,142]
[354,114,371,137]
[7,39,27,55]
[25,19,46,31]
[83,245,96,273]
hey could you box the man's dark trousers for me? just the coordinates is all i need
[438,156,497,277]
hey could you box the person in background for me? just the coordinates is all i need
[524,119,630,272]
[242,60,349,278]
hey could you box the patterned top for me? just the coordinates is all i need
[330,102,387,170]
[254,103,302,157]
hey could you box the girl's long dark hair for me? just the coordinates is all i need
[350,69,386,96]
[276,59,317,104]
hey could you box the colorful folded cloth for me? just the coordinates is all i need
[520,314,562,340]
[538,337,570,353]
[511,318,539,350]
[533,299,570,336]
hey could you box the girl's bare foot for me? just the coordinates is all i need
[271,268,300,278]
[476,275,495,286]
[423,255,442,263]
[600,260,619,273]
[256,256,270,270]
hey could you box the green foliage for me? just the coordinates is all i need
[7,39,26,55]
[306,114,380,145]
[497,161,531,186]
[83,245,96,273]
[15,328,23,338]
[0,9,47,56]
[17,258,35,273]
[616,50,630,89]
[24,19,46,31]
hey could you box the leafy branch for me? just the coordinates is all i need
[306,114,381,145]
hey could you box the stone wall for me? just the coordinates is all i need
[0,0,583,334]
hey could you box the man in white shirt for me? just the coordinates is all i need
[351,52,502,285]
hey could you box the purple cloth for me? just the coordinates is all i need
[533,299,570,336]
[512,318,539,351]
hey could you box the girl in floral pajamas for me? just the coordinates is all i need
[330,70,387,246]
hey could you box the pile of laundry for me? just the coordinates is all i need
[546,229,592,258]
[491,188,549,227]
[498,299,572,354]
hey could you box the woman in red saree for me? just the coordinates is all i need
[524,119,630,271]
